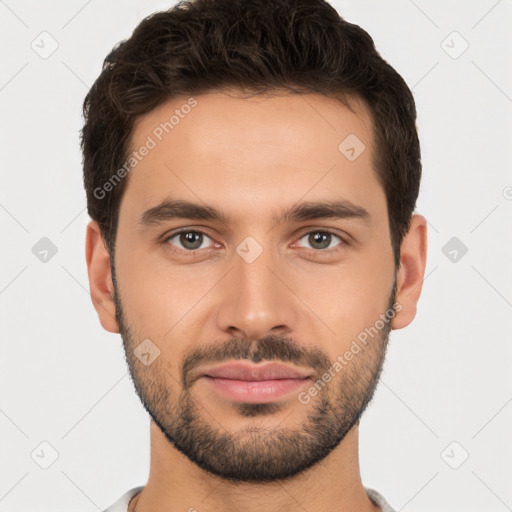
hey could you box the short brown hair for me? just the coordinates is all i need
[81,0,421,267]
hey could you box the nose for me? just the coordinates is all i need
[214,242,299,341]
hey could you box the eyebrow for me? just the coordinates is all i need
[138,198,370,228]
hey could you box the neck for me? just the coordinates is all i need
[130,421,380,512]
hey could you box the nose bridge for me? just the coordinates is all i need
[216,235,297,338]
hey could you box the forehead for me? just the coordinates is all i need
[120,91,383,223]
[131,90,374,157]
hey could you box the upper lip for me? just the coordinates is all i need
[200,361,313,381]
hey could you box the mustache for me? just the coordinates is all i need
[181,334,332,388]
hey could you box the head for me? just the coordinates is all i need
[84,0,427,482]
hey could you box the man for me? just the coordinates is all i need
[83,0,427,510]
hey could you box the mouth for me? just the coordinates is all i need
[198,361,314,403]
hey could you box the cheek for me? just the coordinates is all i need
[290,251,394,341]
[115,242,218,342]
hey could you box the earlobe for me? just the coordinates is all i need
[85,220,119,333]
[391,214,428,330]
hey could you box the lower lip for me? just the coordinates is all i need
[202,376,310,403]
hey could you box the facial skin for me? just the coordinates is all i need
[86,91,427,512]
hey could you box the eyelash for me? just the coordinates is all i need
[161,228,349,255]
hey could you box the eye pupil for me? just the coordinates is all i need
[180,231,203,249]
[309,232,331,249]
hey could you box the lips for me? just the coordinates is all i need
[196,362,314,403]
[200,361,313,381]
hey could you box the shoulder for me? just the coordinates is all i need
[103,486,144,512]
[365,487,397,512]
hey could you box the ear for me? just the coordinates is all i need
[391,214,428,330]
[85,220,119,333]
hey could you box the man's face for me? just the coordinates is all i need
[111,91,397,481]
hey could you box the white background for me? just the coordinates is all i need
[1,1,511,511]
